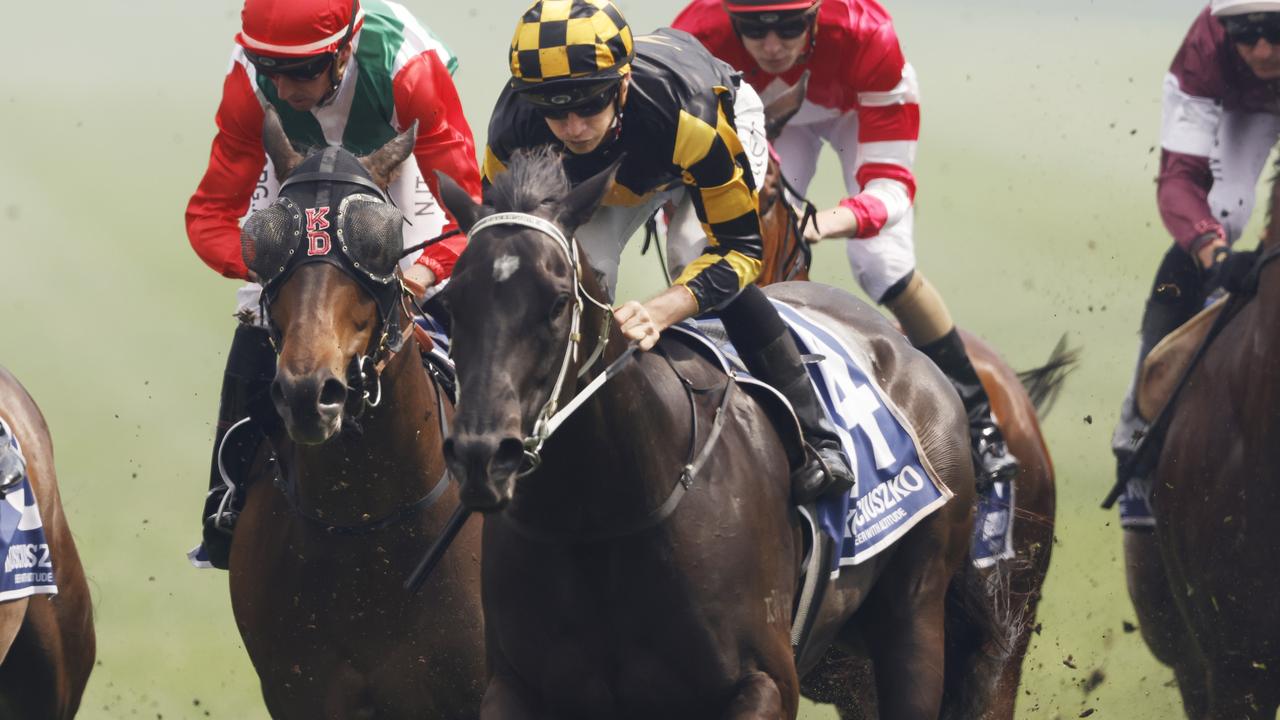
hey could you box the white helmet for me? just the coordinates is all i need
[1211,0,1280,17]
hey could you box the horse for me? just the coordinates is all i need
[0,365,94,718]
[1124,161,1280,719]
[433,147,1002,719]
[225,110,485,718]
[751,77,1068,720]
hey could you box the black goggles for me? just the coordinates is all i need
[246,50,335,81]
[1222,13,1280,45]
[521,82,620,120]
[731,11,813,40]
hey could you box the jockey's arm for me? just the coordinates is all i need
[1158,10,1229,268]
[393,49,483,290]
[186,61,267,281]
[806,24,919,244]
[621,100,764,350]
[1158,149,1228,268]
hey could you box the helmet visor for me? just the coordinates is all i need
[1222,12,1280,44]
[518,78,621,119]
[729,8,816,40]
[245,50,334,81]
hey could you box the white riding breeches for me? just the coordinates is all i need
[771,106,916,303]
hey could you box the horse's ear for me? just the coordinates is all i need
[763,70,809,141]
[434,170,485,235]
[559,155,622,230]
[263,106,304,180]
[361,121,418,189]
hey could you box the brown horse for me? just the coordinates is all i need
[0,366,94,718]
[434,148,1001,719]
[1127,164,1280,719]
[752,78,1066,720]
[226,112,484,718]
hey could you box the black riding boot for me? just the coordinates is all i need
[919,329,1018,487]
[1112,245,1205,484]
[201,325,276,570]
[721,286,854,505]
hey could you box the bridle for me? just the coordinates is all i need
[257,146,411,419]
[464,212,631,473]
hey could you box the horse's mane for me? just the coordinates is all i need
[485,146,572,214]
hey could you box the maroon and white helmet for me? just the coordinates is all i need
[1211,0,1280,16]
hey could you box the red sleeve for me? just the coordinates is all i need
[1157,149,1223,252]
[392,50,482,281]
[185,61,266,281]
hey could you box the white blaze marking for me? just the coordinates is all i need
[493,255,520,282]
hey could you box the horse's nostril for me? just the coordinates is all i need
[319,378,347,407]
[495,437,526,469]
[271,380,286,408]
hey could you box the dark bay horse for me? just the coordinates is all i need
[434,148,998,719]
[227,111,484,718]
[753,78,1068,720]
[0,366,94,718]
[1129,164,1280,719]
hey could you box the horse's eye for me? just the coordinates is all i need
[549,293,572,322]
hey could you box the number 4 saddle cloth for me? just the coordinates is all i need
[675,299,1016,576]
[0,416,56,601]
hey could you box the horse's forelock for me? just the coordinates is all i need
[487,146,571,215]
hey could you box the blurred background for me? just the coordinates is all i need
[0,0,1250,717]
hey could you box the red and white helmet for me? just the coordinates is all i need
[1211,0,1280,17]
[237,0,364,58]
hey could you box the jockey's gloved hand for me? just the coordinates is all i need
[1219,247,1261,296]
[1197,239,1231,293]
[402,264,437,300]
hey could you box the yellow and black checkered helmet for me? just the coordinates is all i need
[509,0,635,93]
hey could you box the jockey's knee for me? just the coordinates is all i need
[1147,244,1203,312]
[882,271,955,347]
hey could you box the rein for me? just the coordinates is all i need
[274,352,455,534]
[499,345,737,544]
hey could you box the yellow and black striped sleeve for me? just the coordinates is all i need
[669,97,764,312]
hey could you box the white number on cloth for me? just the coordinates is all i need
[831,382,896,470]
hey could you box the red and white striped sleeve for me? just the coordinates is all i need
[185,54,267,280]
[840,20,919,240]
[391,49,482,282]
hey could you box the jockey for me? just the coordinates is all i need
[485,0,855,505]
[1111,0,1280,505]
[186,0,482,569]
[671,0,1018,486]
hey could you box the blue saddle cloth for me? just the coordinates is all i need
[0,418,56,600]
[674,300,953,576]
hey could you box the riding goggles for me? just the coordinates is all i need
[520,80,620,120]
[245,49,335,81]
[1222,12,1280,45]
[730,9,815,40]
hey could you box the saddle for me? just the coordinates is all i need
[1137,294,1228,422]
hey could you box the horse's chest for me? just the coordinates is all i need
[487,554,741,711]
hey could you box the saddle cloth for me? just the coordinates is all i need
[673,299,953,574]
[0,417,57,600]
[1137,294,1228,421]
